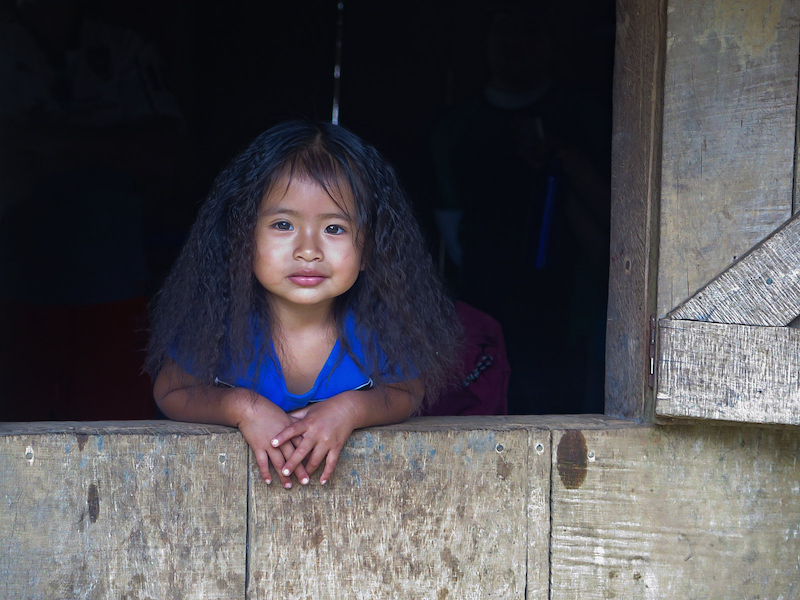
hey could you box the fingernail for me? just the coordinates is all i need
[271,439,279,447]
[284,482,292,489]
[320,479,327,485]
[301,477,309,485]
[282,468,290,476]
[265,478,271,485]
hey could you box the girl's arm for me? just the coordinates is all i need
[154,360,311,488]
[270,379,424,484]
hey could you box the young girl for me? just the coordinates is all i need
[146,120,461,489]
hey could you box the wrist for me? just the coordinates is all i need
[223,387,270,428]
[328,391,368,430]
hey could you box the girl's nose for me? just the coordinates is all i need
[294,229,323,262]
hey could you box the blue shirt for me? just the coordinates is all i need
[212,313,404,411]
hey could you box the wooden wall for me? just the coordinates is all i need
[3,417,799,599]
[651,0,800,424]
[0,422,248,599]
[658,0,800,318]
[605,0,667,422]
[607,0,800,422]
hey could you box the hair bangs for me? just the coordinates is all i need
[268,134,373,250]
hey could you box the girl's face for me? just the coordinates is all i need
[253,176,363,315]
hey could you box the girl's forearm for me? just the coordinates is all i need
[154,361,259,427]
[157,385,248,427]
[346,380,424,430]
[156,361,311,488]
[270,379,425,483]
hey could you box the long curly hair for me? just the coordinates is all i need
[146,120,462,404]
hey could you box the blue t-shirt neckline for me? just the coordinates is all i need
[188,311,409,412]
[271,337,345,404]
[217,311,380,411]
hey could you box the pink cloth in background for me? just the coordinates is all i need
[423,301,509,416]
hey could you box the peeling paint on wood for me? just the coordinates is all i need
[247,426,549,600]
[658,0,799,316]
[656,319,800,425]
[4,418,799,599]
[550,425,800,599]
[0,426,247,599]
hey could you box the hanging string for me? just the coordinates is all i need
[331,2,344,124]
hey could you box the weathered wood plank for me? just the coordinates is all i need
[550,425,800,599]
[247,425,546,600]
[605,0,667,422]
[656,319,800,424]
[6,417,799,598]
[0,420,236,436]
[381,414,633,432]
[527,429,551,600]
[0,425,247,600]
[669,211,800,325]
[657,0,799,317]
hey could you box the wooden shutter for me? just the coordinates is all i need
[656,213,800,425]
[608,0,800,425]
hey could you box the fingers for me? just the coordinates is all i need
[268,442,312,488]
[303,446,326,477]
[258,411,348,487]
[254,446,298,489]
[265,445,292,488]
[270,437,338,487]
[318,447,340,485]
[278,438,314,481]
[270,419,308,450]
[257,443,301,488]
[253,448,273,485]
[289,450,311,486]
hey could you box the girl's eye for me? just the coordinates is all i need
[273,221,293,231]
[325,224,346,235]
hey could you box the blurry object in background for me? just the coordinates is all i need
[0,297,153,421]
[0,0,183,420]
[428,5,610,415]
[423,302,509,416]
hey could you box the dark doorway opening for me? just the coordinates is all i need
[0,0,614,419]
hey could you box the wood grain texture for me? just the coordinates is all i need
[526,429,551,600]
[0,425,247,600]
[550,425,800,599]
[668,210,800,325]
[0,420,237,436]
[381,414,633,432]
[658,0,799,317]
[605,0,667,422]
[6,418,799,598]
[656,319,800,424]
[247,426,547,600]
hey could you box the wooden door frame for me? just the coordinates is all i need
[605,0,667,422]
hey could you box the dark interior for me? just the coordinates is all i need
[0,0,615,420]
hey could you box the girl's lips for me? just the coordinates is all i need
[288,273,327,286]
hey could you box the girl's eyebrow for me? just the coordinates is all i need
[262,207,351,220]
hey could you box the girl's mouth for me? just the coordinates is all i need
[288,271,327,286]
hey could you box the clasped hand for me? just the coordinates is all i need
[238,392,361,488]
